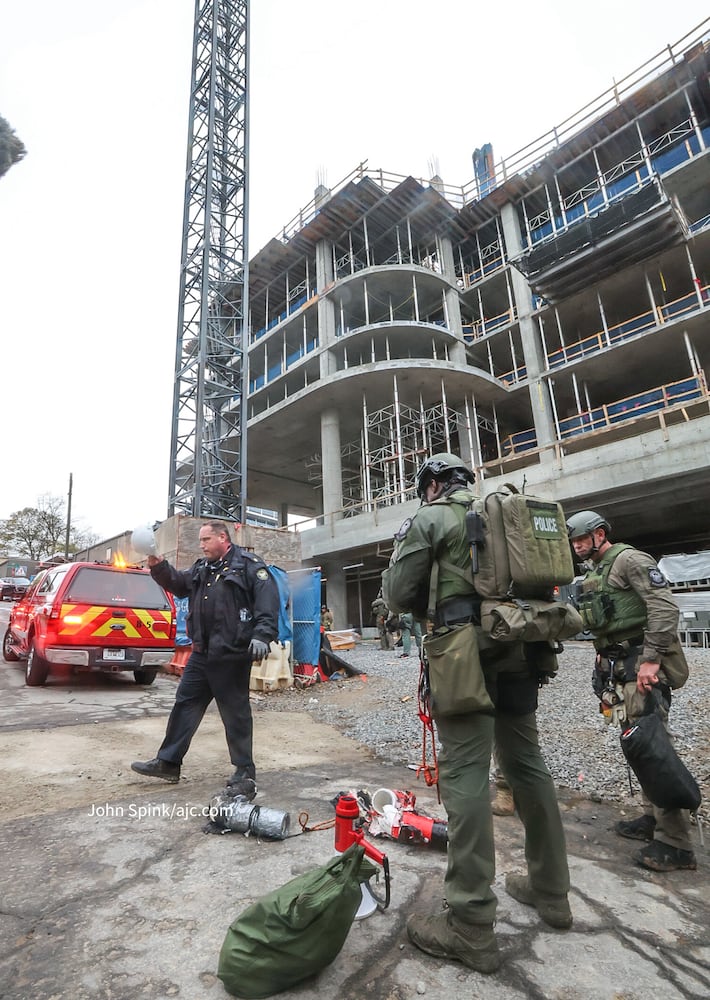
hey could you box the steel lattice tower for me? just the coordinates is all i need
[168,0,249,521]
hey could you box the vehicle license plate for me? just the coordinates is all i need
[104,649,125,661]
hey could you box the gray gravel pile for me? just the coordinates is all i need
[255,640,710,827]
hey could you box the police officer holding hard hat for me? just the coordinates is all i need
[383,453,571,975]
[131,519,279,799]
[567,509,695,871]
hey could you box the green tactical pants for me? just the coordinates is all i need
[436,710,570,925]
[400,614,422,656]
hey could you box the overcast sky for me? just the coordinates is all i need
[1,2,708,542]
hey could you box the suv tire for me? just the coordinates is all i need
[3,628,19,662]
[134,669,157,685]
[26,642,49,686]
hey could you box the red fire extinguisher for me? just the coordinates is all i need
[334,793,390,909]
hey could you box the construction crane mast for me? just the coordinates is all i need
[168,0,250,521]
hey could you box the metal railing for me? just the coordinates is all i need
[547,283,709,370]
[267,19,710,247]
[502,373,709,454]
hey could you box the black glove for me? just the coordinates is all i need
[249,638,270,663]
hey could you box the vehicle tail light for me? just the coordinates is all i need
[170,618,177,641]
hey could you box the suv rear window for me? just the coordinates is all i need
[66,568,171,610]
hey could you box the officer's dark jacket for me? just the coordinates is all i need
[151,545,279,659]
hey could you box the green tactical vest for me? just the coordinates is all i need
[578,543,647,645]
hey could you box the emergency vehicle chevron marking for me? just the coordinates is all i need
[135,608,172,634]
[56,604,153,640]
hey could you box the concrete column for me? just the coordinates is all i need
[322,561,347,631]
[321,407,343,522]
[316,236,337,378]
[439,234,467,365]
[314,185,338,379]
[500,203,556,448]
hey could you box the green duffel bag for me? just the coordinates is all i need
[481,597,583,643]
[218,843,377,998]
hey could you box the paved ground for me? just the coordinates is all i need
[0,617,708,999]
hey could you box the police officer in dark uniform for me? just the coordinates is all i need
[567,510,695,871]
[383,454,571,975]
[131,519,279,799]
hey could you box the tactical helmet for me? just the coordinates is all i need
[416,453,475,499]
[566,510,611,540]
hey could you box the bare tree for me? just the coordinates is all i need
[0,116,26,179]
[0,495,97,560]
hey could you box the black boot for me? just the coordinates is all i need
[131,757,180,783]
[615,814,655,841]
[226,767,257,800]
[634,841,697,872]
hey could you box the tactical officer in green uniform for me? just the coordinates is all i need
[567,510,696,871]
[371,592,392,650]
[398,612,422,658]
[382,454,571,975]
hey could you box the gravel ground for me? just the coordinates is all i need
[254,639,710,828]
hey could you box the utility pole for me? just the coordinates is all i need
[168,0,250,521]
[64,472,73,559]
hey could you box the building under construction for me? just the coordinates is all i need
[233,21,710,628]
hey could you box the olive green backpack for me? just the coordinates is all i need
[218,843,377,998]
[472,485,575,597]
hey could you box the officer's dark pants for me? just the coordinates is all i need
[158,650,254,777]
[436,709,569,925]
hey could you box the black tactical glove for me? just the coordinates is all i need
[248,638,270,663]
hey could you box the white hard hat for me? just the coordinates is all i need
[131,524,157,556]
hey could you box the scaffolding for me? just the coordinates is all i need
[307,378,496,516]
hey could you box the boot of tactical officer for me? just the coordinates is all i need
[491,785,515,816]
[634,840,697,872]
[615,813,655,841]
[407,908,500,973]
[505,873,573,929]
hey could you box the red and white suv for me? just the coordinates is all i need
[3,561,177,686]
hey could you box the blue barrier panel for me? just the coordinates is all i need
[290,569,321,666]
[666,377,701,403]
[610,312,655,342]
